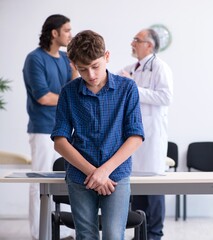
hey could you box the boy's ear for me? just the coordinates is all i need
[105,50,110,63]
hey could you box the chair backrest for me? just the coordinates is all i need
[53,157,66,171]
[53,157,70,205]
[167,141,178,170]
[187,142,213,171]
[0,151,31,165]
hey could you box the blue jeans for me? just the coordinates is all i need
[66,177,130,240]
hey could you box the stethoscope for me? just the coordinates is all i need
[142,54,156,72]
[130,54,156,77]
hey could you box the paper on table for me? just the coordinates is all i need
[5,172,65,178]
[5,171,164,178]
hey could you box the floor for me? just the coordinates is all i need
[0,217,213,240]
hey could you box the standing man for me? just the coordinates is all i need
[118,28,173,240]
[23,14,77,240]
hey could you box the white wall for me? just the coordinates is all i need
[1,0,213,218]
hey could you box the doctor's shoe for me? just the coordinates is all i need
[60,236,74,240]
[132,238,155,240]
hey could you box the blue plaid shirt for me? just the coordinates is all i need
[51,71,144,184]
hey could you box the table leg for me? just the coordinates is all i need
[39,190,51,240]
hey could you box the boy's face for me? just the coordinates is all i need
[75,51,110,93]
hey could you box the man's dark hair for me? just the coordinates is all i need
[67,30,105,65]
[39,14,70,51]
[147,29,160,53]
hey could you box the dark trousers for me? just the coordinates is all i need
[131,195,165,240]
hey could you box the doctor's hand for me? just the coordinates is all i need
[120,70,133,79]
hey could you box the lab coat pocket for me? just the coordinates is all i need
[141,78,151,88]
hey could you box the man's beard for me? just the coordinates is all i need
[131,50,138,59]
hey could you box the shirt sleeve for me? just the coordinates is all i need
[24,54,50,100]
[51,87,73,141]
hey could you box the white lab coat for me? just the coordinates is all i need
[118,54,173,174]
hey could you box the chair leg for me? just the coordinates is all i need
[177,195,181,218]
[134,225,140,240]
[183,195,187,221]
[141,217,147,240]
[52,212,60,240]
[136,210,147,240]
[175,195,180,221]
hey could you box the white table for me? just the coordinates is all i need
[2,171,213,240]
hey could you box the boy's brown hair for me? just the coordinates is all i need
[67,30,106,65]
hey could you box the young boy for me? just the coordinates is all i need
[51,30,144,240]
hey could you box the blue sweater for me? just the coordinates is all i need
[23,47,71,133]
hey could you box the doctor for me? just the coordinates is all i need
[118,28,173,240]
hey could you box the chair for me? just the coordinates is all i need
[167,141,180,221]
[183,142,213,220]
[0,150,31,165]
[52,157,147,240]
